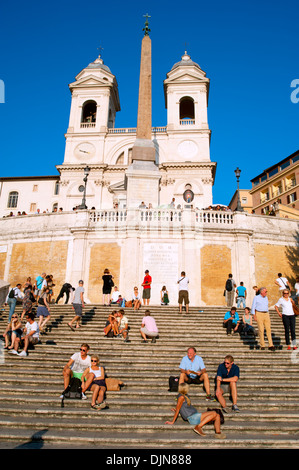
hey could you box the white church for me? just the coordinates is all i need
[0,49,215,216]
[0,28,296,307]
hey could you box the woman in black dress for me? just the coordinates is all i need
[102,268,114,305]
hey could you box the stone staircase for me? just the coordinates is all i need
[0,303,299,449]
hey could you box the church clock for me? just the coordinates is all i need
[74,142,96,160]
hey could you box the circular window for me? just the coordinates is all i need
[183,189,194,203]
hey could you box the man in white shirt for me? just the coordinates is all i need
[110,286,121,304]
[6,283,23,322]
[275,273,291,292]
[11,313,40,357]
[178,271,189,313]
[62,343,91,393]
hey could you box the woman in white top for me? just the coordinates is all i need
[81,355,107,410]
[275,290,297,350]
[132,287,141,310]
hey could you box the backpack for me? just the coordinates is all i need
[61,377,82,407]
[225,279,233,291]
[8,288,15,299]
[168,376,179,392]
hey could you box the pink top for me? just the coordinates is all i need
[142,316,158,333]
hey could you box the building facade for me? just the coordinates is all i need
[250,150,299,217]
[0,40,298,307]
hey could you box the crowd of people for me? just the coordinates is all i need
[1,266,299,440]
[223,273,299,351]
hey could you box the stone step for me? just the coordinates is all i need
[1,304,298,449]
[0,427,298,449]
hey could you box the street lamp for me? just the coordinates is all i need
[78,165,90,209]
[234,167,244,212]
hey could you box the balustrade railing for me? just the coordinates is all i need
[88,208,234,227]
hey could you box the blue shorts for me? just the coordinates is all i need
[187,412,202,425]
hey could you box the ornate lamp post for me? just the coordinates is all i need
[234,167,244,212]
[78,165,90,209]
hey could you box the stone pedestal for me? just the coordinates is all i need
[125,160,161,208]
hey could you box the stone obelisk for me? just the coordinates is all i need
[125,15,160,208]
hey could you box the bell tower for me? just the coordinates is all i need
[62,54,120,166]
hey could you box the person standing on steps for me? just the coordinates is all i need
[251,287,275,351]
[178,271,189,313]
[275,273,291,294]
[165,383,226,439]
[179,347,215,401]
[142,270,152,306]
[68,280,85,331]
[274,289,297,350]
[224,274,237,308]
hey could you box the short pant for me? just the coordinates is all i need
[72,303,82,317]
[187,412,202,425]
[140,326,158,337]
[178,290,189,304]
[142,288,151,299]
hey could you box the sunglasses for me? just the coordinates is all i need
[80,348,87,352]
[91,360,98,363]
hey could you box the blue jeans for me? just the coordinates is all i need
[7,297,17,322]
[237,296,246,308]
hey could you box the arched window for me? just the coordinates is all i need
[116,152,124,165]
[179,97,195,123]
[81,100,97,126]
[8,191,18,208]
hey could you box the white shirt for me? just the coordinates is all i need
[178,276,189,291]
[275,297,294,316]
[25,321,39,339]
[276,277,289,290]
[71,352,91,374]
[111,290,121,302]
[6,287,23,302]
[295,283,299,295]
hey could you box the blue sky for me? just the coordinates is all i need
[0,0,298,205]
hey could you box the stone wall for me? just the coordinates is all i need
[0,210,297,307]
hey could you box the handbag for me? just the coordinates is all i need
[292,302,299,316]
[105,377,124,391]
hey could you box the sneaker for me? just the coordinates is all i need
[81,393,87,400]
[215,432,226,439]
[232,404,240,412]
[124,338,131,343]
[97,401,107,409]
[293,346,298,350]
[8,349,18,355]
[205,394,216,401]
[221,407,229,414]
[268,346,275,351]
[151,338,156,343]
[141,340,148,343]
[18,351,27,357]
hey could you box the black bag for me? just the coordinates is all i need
[225,279,232,291]
[109,278,114,287]
[8,288,15,299]
[207,407,225,424]
[61,377,82,407]
[168,376,179,392]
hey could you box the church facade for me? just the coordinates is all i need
[0,33,297,307]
